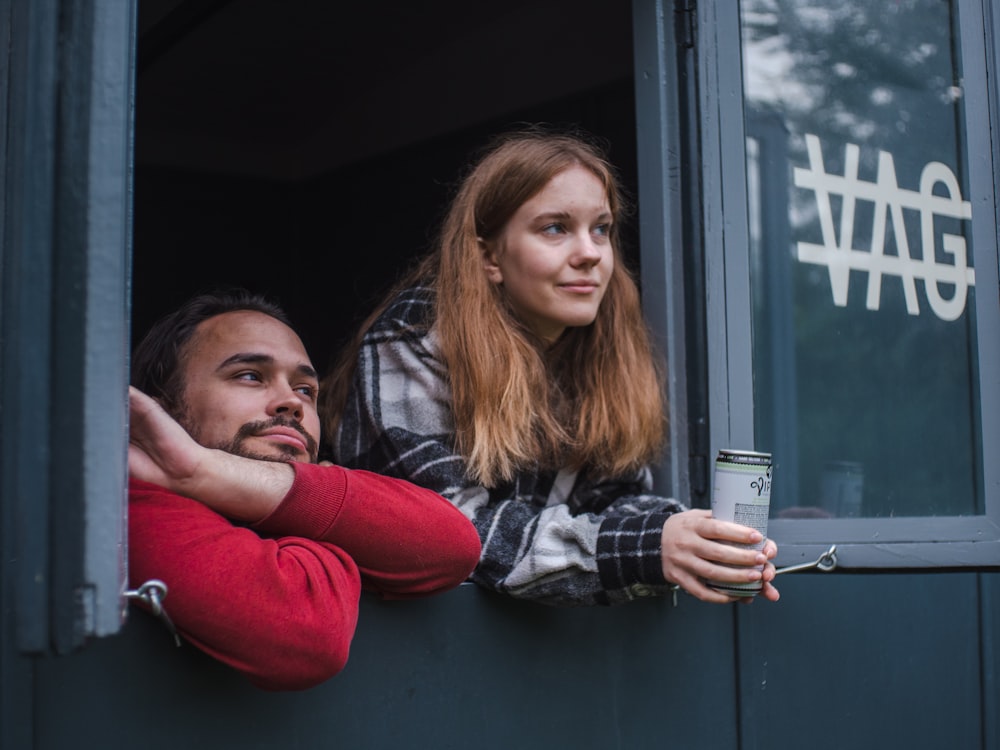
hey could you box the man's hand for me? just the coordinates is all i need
[128,386,295,522]
[661,509,780,604]
[129,386,209,488]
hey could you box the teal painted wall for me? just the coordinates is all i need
[22,574,998,749]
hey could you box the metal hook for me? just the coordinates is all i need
[125,579,167,614]
[774,544,838,575]
[669,583,680,607]
[125,579,181,647]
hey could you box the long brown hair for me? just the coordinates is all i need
[323,128,667,485]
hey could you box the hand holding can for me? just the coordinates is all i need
[707,449,773,597]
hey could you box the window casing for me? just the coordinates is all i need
[1,0,135,654]
[692,0,1000,567]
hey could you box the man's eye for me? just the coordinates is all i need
[296,385,318,400]
[235,371,262,382]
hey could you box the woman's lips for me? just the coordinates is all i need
[558,281,600,293]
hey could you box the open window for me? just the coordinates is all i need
[694,0,1000,567]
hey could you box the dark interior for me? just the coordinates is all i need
[133,0,638,372]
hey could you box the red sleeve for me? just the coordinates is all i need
[252,463,481,598]
[128,479,361,691]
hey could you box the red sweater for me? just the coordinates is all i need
[128,462,480,690]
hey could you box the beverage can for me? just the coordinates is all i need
[707,449,772,597]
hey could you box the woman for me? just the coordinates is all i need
[323,128,779,606]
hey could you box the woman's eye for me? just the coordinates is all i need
[593,223,611,237]
[541,223,565,235]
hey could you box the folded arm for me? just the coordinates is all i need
[129,385,479,598]
[253,462,481,598]
[335,321,681,606]
[129,481,360,691]
[336,306,779,606]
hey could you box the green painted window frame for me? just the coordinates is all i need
[0,0,136,655]
[695,0,1000,569]
[633,0,1000,569]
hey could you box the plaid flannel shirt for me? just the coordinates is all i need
[334,287,686,606]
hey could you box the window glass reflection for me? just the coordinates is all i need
[740,0,983,518]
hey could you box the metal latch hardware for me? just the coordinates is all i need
[774,544,838,576]
[125,579,181,646]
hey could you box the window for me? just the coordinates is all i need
[695,0,1000,566]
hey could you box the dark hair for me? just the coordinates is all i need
[131,289,292,412]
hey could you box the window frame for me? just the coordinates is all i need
[0,0,136,655]
[655,0,1000,568]
[633,0,694,503]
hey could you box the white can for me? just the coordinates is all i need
[708,449,772,597]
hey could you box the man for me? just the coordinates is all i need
[128,290,481,691]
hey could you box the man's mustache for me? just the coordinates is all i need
[233,416,318,460]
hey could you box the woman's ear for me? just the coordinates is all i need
[479,237,503,284]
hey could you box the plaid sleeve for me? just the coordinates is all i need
[596,513,677,604]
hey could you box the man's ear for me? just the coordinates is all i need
[479,237,503,285]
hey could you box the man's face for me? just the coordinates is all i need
[174,310,320,463]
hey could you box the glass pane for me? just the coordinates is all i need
[740,0,984,519]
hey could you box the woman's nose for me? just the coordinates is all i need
[571,233,603,266]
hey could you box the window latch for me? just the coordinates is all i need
[125,579,181,646]
[774,544,838,576]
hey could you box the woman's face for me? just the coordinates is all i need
[483,165,614,345]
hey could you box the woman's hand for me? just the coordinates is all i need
[660,509,779,604]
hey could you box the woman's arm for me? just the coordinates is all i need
[335,314,682,606]
[336,295,778,606]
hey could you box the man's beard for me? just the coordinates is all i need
[176,405,318,463]
[218,417,319,463]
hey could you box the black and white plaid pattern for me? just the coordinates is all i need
[335,287,686,606]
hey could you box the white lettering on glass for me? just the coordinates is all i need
[793,134,974,321]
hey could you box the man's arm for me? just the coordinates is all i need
[130,386,480,598]
[129,479,361,691]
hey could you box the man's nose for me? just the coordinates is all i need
[269,384,304,420]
